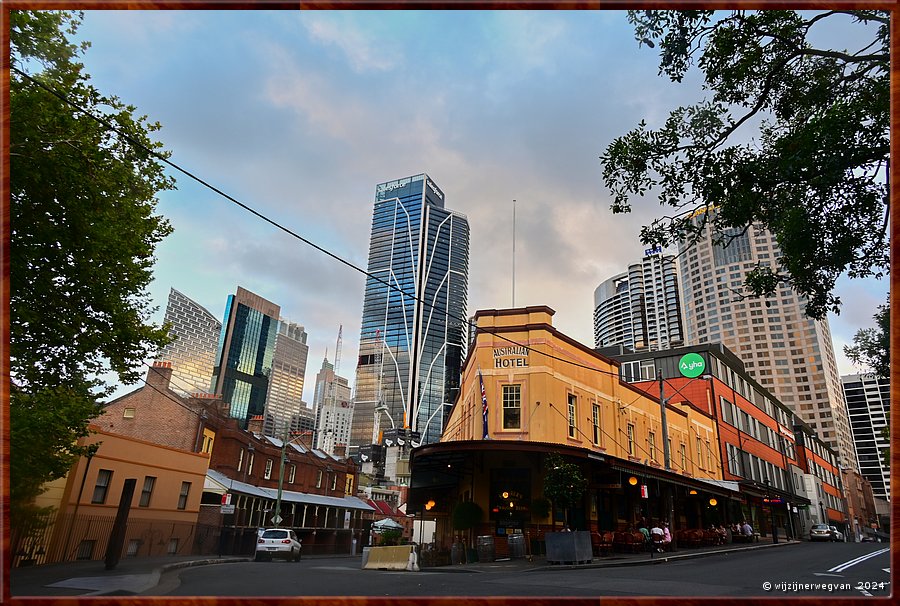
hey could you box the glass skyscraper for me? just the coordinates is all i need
[263,321,310,437]
[841,373,890,500]
[211,287,280,429]
[350,174,469,448]
[156,288,222,396]
[593,251,685,352]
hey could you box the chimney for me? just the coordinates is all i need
[247,415,265,435]
[147,361,173,391]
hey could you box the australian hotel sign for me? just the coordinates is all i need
[493,346,530,368]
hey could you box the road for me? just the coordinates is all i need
[156,542,891,597]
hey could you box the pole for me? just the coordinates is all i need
[766,477,778,544]
[512,199,516,307]
[658,370,671,470]
[274,437,288,528]
[104,478,136,570]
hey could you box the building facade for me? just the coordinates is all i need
[841,373,890,500]
[677,213,857,471]
[606,342,849,539]
[593,250,685,352]
[263,321,310,437]
[350,174,470,450]
[314,355,353,455]
[211,287,280,429]
[411,307,743,555]
[156,288,222,396]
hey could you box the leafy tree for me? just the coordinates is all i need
[451,500,483,531]
[843,296,889,378]
[10,11,175,520]
[543,453,588,529]
[601,10,889,320]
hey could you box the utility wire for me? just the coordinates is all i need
[13,65,631,385]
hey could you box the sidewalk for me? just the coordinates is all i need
[9,540,801,595]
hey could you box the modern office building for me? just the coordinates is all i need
[677,212,857,471]
[350,174,470,450]
[211,287,280,429]
[263,321,310,437]
[593,249,685,351]
[313,355,353,455]
[842,373,890,500]
[156,288,222,396]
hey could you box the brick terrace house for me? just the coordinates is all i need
[97,362,373,556]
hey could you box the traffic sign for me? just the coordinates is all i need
[271,514,283,525]
[220,504,235,514]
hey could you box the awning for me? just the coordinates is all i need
[608,462,742,500]
[206,469,374,511]
[373,518,404,530]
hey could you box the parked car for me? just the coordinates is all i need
[255,528,302,561]
[829,526,845,542]
[809,524,834,542]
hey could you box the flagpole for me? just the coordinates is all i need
[512,199,516,307]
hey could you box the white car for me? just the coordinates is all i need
[829,526,845,542]
[255,528,302,561]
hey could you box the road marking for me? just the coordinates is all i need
[813,573,843,577]
[828,548,890,573]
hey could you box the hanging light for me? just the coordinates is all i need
[628,476,638,486]
[689,489,698,495]
[709,498,718,506]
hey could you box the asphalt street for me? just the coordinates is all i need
[159,542,891,597]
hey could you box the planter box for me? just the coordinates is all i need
[545,531,592,564]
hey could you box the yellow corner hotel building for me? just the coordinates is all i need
[409,306,740,555]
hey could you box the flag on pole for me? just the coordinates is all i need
[479,368,489,440]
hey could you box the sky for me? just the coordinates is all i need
[66,10,888,405]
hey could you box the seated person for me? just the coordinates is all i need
[741,521,754,537]
[638,523,651,543]
[650,522,665,551]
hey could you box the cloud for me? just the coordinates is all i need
[302,14,401,73]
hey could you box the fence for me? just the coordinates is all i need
[11,511,223,567]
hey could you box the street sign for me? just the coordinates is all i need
[678,353,706,378]
[221,493,232,506]
[220,504,235,514]
[271,514,283,525]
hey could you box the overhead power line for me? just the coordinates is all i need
[13,65,640,386]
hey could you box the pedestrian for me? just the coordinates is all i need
[662,522,672,549]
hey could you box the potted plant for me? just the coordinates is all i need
[451,501,483,563]
[542,454,591,564]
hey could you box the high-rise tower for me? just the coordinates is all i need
[841,373,890,500]
[211,287,280,429]
[156,288,222,396]
[313,355,352,454]
[678,213,857,470]
[593,250,685,351]
[350,174,469,449]
[263,321,310,437]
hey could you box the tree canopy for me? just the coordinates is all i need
[843,294,889,378]
[542,453,588,513]
[10,10,175,518]
[601,10,889,320]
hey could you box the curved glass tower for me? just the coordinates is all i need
[351,174,469,448]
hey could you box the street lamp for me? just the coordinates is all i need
[273,431,308,528]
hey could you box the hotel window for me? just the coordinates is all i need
[567,394,577,438]
[331,474,337,491]
[139,476,156,507]
[177,482,191,510]
[123,407,135,419]
[679,443,686,470]
[648,432,657,461]
[706,441,712,470]
[627,424,635,456]
[502,385,522,430]
[264,459,273,480]
[237,449,244,472]
[288,464,296,484]
[696,437,704,469]
[247,453,254,476]
[92,469,113,504]
[316,470,323,488]
[591,404,601,445]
